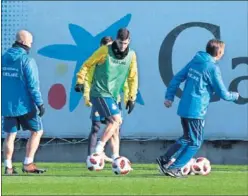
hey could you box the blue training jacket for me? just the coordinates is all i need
[165,51,238,119]
[2,46,43,117]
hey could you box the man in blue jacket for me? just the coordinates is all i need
[157,39,239,178]
[2,30,45,175]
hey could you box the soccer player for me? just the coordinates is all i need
[2,30,46,175]
[80,36,129,162]
[75,28,138,160]
[157,39,239,178]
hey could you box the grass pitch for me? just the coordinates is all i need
[2,163,248,195]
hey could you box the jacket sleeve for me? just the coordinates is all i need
[209,66,238,101]
[165,62,191,101]
[23,58,43,106]
[123,79,129,105]
[127,52,138,101]
[76,46,107,85]
[117,80,129,105]
[83,65,96,99]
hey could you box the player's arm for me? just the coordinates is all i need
[23,58,45,116]
[83,66,96,107]
[117,79,129,106]
[127,52,138,102]
[165,62,191,102]
[123,79,129,106]
[209,66,239,101]
[117,79,129,105]
[76,46,108,85]
[126,52,138,114]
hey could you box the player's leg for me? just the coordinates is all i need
[86,111,114,163]
[87,109,113,163]
[103,122,120,162]
[3,117,19,175]
[110,128,120,160]
[20,110,45,173]
[168,118,204,169]
[161,118,204,178]
[97,118,115,163]
[88,121,101,155]
[156,118,192,175]
[110,102,122,160]
[91,97,122,154]
[95,114,122,154]
[88,108,101,155]
[25,131,43,164]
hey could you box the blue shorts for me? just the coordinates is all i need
[3,110,43,133]
[90,97,122,122]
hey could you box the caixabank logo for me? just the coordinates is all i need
[38,19,248,112]
[38,14,145,112]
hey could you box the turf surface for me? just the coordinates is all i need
[2,163,248,195]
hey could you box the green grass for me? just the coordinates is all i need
[2,163,248,195]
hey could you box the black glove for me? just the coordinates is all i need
[101,119,108,125]
[74,84,84,93]
[38,104,45,117]
[126,100,135,114]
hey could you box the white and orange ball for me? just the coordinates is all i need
[191,157,211,175]
[86,153,105,171]
[112,156,132,175]
[181,158,196,176]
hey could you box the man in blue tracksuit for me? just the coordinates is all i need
[2,30,46,175]
[156,39,239,178]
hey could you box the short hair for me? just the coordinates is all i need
[116,28,130,41]
[100,36,113,46]
[206,39,225,57]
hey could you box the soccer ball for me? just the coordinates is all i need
[181,162,191,176]
[191,157,211,175]
[181,158,196,176]
[86,153,105,171]
[112,156,132,175]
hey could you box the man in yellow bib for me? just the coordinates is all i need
[83,36,129,162]
[75,28,138,160]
